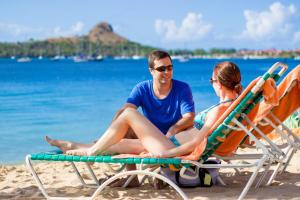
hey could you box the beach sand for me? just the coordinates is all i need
[1,133,300,199]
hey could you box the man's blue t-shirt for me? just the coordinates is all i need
[127,79,195,134]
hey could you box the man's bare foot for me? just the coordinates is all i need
[109,176,140,188]
[45,136,72,153]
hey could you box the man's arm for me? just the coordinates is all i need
[166,82,195,138]
[112,103,137,122]
[165,112,195,138]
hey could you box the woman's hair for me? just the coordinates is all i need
[148,50,172,69]
[214,61,242,94]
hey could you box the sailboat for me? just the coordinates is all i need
[86,43,104,62]
[131,45,144,60]
[17,57,31,62]
[11,49,16,59]
[51,46,65,61]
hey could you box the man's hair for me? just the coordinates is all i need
[148,50,172,69]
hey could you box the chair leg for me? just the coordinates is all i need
[217,175,227,186]
[91,170,189,200]
[280,148,296,173]
[266,162,282,186]
[85,163,100,186]
[255,163,271,188]
[237,156,267,200]
[26,156,92,200]
[25,155,51,199]
[71,162,87,186]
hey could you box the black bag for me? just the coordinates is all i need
[161,159,220,188]
[174,167,213,188]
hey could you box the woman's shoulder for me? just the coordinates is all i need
[207,103,230,119]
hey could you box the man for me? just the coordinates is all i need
[111,50,195,187]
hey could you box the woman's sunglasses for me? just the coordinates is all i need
[210,78,217,84]
[153,65,173,72]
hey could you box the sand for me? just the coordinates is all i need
[1,134,300,199]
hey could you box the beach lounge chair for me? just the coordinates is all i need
[25,62,288,200]
[238,64,300,185]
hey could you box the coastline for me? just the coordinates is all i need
[1,143,300,199]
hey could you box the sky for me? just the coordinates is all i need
[1,0,300,50]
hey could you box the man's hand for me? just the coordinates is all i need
[166,112,195,138]
[165,126,176,138]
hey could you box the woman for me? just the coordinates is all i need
[46,61,242,158]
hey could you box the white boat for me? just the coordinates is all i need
[132,55,144,60]
[294,56,300,60]
[17,57,31,62]
[171,55,189,62]
[51,55,65,61]
[73,56,87,63]
[90,55,104,62]
[178,55,189,62]
[114,55,131,60]
[95,55,104,61]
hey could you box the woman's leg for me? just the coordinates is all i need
[102,139,145,155]
[45,136,93,153]
[67,108,175,156]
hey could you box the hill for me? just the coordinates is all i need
[0,22,154,57]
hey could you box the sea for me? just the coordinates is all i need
[0,58,299,164]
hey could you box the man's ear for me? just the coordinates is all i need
[149,68,154,74]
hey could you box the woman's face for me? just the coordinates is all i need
[211,71,220,96]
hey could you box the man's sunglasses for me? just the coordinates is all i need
[153,65,173,72]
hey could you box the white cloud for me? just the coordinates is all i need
[0,22,43,37]
[241,2,296,40]
[0,21,85,41]
[155,12,212,42]
[71,21,84,32]
[51,21,85,37]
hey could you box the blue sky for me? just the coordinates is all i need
[1,0,300,50]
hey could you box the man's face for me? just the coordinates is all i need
[150,57,173,85]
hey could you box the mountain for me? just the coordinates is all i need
[47,22,128,45]
[0,22,156,57]
[87,22,127,44]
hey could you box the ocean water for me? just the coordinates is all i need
[0,58,298,164]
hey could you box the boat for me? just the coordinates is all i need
[294,56,300,60]
[73,56,88,63]
[51,55,65,61]
[17,57,31,62]
[132,55,144,60]
[114,55,130,60]
[178,55,189,62]
[95,55,104,61]
[87,55,104,62]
